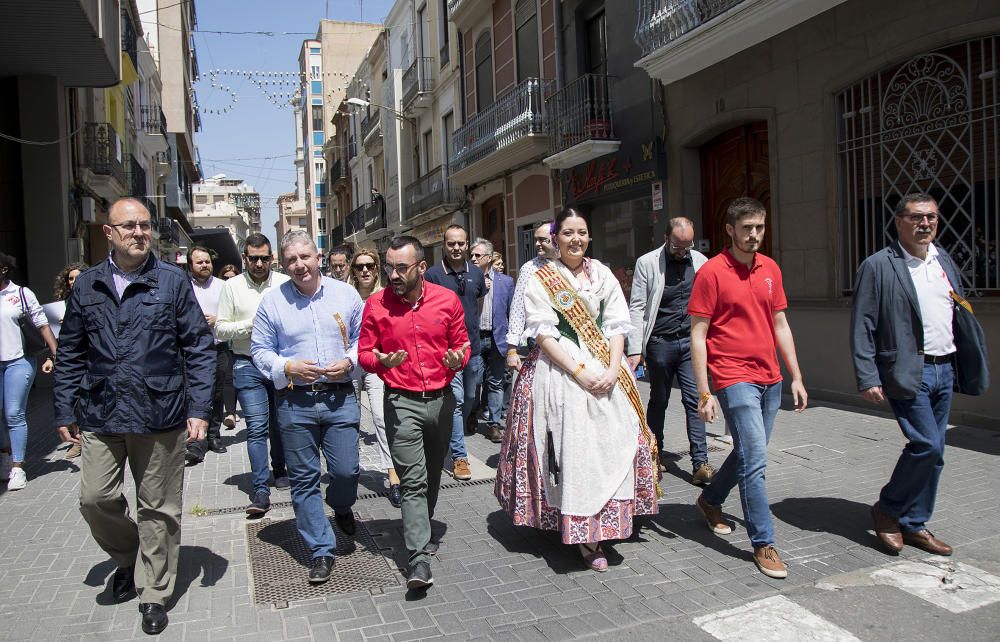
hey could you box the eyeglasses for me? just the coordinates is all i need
[470,252,488,260]
[452,272,466,296]
[245,255,271,264]
[109,220,152,233]
[669,242,694,253]
[384,263,418,276]
[352,262,376,272]
[898,213,939,224]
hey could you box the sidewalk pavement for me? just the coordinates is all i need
[1,381,998,641]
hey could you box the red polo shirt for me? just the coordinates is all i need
[687,248,787,390]
[358,281,470,391]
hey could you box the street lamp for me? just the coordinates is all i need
[345,97,415,127]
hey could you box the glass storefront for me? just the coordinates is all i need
[584,194,656,301]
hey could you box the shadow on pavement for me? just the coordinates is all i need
[771,496,882,550]
[84,545,228,609]
[223,472,255,496]
[485,510,614,575]
[642,504,754,564]
[946,425,1000,456]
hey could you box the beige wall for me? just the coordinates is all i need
[661,0,1000,427]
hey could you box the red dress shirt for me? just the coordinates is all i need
[359,281,470,391]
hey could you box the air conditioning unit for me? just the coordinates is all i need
[67,238,85,263]
[81,196,96,223]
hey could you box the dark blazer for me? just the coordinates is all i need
[488,270,514,355]
[53,255,216,433]
[850,241,975,400]
[425,260,487,354]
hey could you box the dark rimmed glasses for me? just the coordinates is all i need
[245,255,271,264]
[353,262,377,273]
[384,263,418,277]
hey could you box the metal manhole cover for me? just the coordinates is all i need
[247,514,400,605]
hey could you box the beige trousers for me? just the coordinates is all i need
[79,428,186,606]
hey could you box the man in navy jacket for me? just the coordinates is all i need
[54,198,215,635]
[851,192,987,558]
[471,238,514,443]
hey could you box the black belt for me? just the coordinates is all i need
[480,329,493,337]
[386,386,452,400]
[654,331,690,341]
[924,353,954,364]
[287,381,354,393]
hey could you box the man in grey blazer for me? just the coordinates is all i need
[851,192,987,558]
[627,217,713,484]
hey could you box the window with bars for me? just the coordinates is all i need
[837,36,1000,296]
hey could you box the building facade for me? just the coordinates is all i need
[635,0,999,426]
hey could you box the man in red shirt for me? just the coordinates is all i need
[688,197,808,580]
[359,236,469,591]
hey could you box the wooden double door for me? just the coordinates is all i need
[700,122,772,257]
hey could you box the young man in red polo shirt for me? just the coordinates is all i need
[358,236,470,591]
[688,197,808,579]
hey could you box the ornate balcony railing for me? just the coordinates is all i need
[127,154,146,198]
[364,198,387,234]
[83,122,126,186]
[450,78,555,175]
[402,57,435,109]
[346,203,366,236]
[635,0,746,57]
[331,159,345,181]
[402,166,463,221]
[140,105,166,137]
[360,110,381,142]
[121,8,138,69]
[548,74,617,155]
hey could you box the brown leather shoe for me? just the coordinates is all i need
[753,545,788,579]
[871,501,903,553]
[903,529,953,556]
[691,463,714,486]
[696,493,732,535]
[485,424,504,443]
[452,458,472,481]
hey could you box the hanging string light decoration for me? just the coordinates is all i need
[195,69,377,115]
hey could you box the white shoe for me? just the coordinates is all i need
[8,467,26,491]
[0,454,12,480]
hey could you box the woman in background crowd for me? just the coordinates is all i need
[51,262,88,459]
[1,252,59,489]
[219,264,239,280]
[350,249,402,508]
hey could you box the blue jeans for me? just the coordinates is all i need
[277,387,360,559]
[0,356,36,463]
[479,334,506,426]
[882,362,954,533]
[645,336,708,468]
[448,354,483,460]
[702,381,782,548]
[233,356,286,496]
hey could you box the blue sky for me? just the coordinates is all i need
[192,0,394,245]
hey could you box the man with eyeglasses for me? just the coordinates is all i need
[54,197,215,635]
[852,193,988,558]
[359,236,469,590]
[327,244,354,282]
[470,238,514,443]
[216,233,291,516]
[185,245,229,464]
[627,217,713,485]
[505,220,559,372]
[424,225,487,481]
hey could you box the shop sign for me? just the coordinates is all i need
[652,181,663,211]
[409,214,456,246]
[565,138,663,202]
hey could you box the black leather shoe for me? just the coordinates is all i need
[184,447,203,465]
[111,566,136,603]
[139,603,168,635]
[208,438,227,454]
[308,556,335,584]
[335,511,357,537]
[406,561,433,589]
[245,491,271,516]
[387,484,402,508]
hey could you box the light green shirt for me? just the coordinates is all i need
[216,270,291,356]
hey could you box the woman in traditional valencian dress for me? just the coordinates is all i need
[495,209,659,571]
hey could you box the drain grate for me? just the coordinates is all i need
[247,514,400,606]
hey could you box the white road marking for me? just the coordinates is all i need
[869,558,1000,614]
[692,595,860,641]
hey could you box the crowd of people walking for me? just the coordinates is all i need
[0,192,987,635]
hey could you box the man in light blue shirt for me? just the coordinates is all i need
[251,231,363,585]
